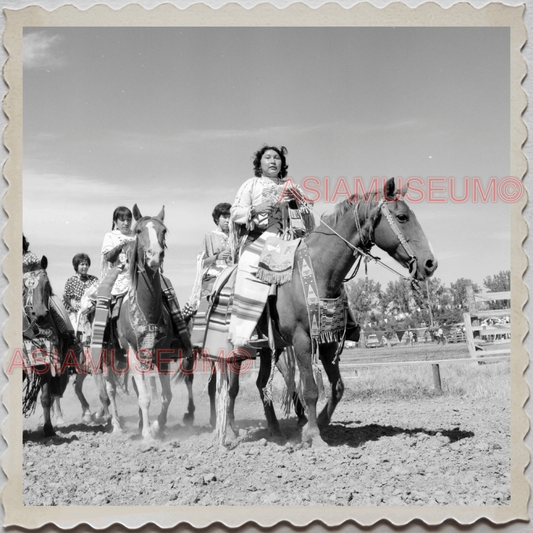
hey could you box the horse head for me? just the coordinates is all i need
[23,255,52,320]
[132,204,167,271]
[370,177,437,281]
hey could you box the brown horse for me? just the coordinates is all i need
[23,255,71,437]
[103,205,194,441]
[208,177,437,447]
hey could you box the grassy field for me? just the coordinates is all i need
[339,342,510,401]
[239,341,510,405]
[341,341,470,365]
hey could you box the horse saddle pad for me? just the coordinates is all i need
[207,264,290,351]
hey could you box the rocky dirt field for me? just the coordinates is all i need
[22,349,511,507]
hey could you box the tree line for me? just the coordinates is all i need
[345,270,510,335]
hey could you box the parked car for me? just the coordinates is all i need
[447,331,466,343]
[365,334,381,348]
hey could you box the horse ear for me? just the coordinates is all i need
[132,204,142,221]
[384,177,396,200]
[400,180,408,197]
[157,206,165,222]
[41,256,48,270]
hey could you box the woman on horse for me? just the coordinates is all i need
[228,145,313,347]
[63,253,98,346]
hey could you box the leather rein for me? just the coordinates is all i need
[317,197,418,283]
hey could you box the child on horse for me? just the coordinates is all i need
[90,206,193,366]
[90,206,136,363]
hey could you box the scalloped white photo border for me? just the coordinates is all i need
[1,2,528,529]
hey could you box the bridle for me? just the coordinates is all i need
[317,196,419,283]
[376,199,418,276]
[22,269,51,337]
[130,220,167,300]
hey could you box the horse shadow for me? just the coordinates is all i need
[225,418,474,449]
[320,422,474,448]
[23,422,112,444]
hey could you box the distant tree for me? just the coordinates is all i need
[450,278,481,310]
[483,270,511,309]
[484,270,510,292]
[424,278,457,325]
[345,278,382,326]
[382,279,415,317]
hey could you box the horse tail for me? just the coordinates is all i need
[23,371,44,417]
[172,350,196,384]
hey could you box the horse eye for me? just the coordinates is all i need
[397,214,408,223]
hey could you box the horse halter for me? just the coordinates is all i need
[375,198,418,276]
[22,269,50,337]
[23,269,46,309]
[132,219,167,274]
[316,196,419,282]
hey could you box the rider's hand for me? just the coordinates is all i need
[253,198,278,215]
[217,250,232,261]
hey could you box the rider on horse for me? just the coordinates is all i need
[228,145,314,347]
[90,206,193,368]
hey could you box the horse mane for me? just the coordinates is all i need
[126,239,140,288]
[321,190,381,229]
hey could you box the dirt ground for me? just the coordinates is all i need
[22,357,511,507]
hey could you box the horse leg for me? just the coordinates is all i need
[104,369,123,434]
[51,396,65,426]
[150,375,158,401]
[275,349,307,427]
[41,378,55,437]
[293,335,327,447]
[182,356,195,426]
[153,365,172,438]
[208,371,216,429]
[317,346,344,429]
[129,353,152,441]
[257,349,282,438]
[73,373,93,423]
[227,360,242,437]
[92,372,111,423]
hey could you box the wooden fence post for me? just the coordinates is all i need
[432,364,442,393]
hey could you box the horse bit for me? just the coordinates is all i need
[317,197,419,284]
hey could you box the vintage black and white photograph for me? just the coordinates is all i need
[2,1,529,529]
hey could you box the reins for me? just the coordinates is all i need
[308,197,417,284]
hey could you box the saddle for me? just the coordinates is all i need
[207,264,291,351]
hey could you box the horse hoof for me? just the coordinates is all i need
[43,426,56,438]
[269,428,284,439]
[317,414,330,430]
[111,422,123,434]
[297,416,308,428]
[150,421,164,440]
[183,413,194,427]
[301,426,327,447]
[312,437,329,448]
[93,412,110,424]
[55,417,65,426]
[82,413,93,424]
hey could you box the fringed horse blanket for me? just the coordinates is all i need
[205,240,349,360]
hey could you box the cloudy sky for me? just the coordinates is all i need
[23,26,511,303]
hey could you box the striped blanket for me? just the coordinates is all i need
[202,266,240,362]
[228,231,273,347]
